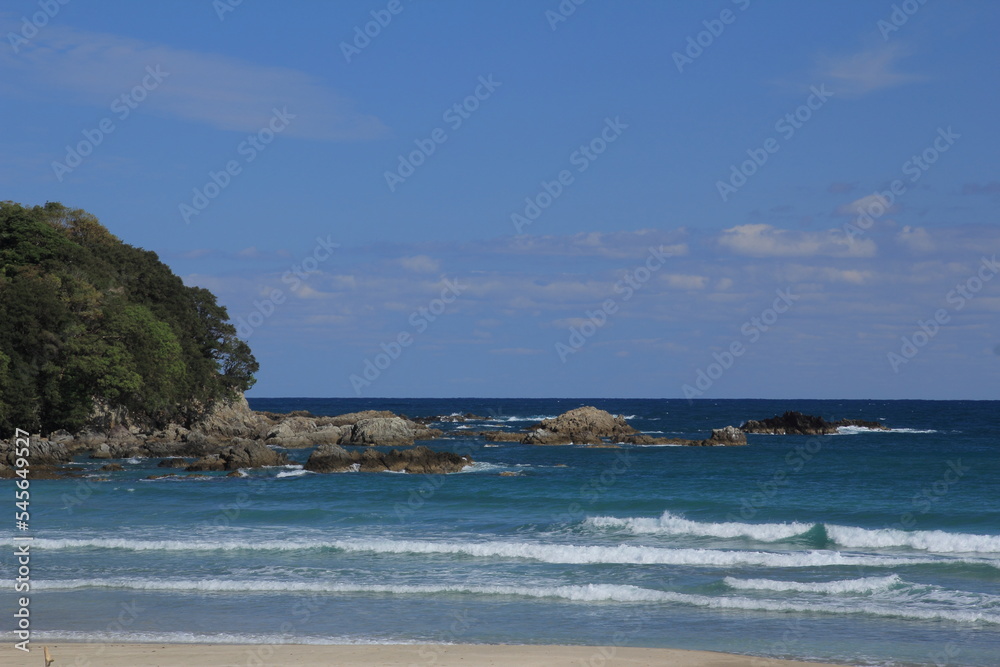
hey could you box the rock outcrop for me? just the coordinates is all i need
[740,411,888,435]
[525,406,637,445]
[305,444,472,474]
[621,426,746,447]
[185,440,288,471]
[1,394,458,477]
[339,417,443,447]
[708,426,748,445]
[411,413,486,425]
[478,407,745,447]
[195,394,271,440]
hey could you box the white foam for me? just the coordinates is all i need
[28,579,1000,625]
[26,536,998,569]
[586,511,812,541]
[20,630,414,645]
[836,426,937,435]
[275,469,313,479]
[724,574,902,594]
[584,511,1000,554]
[460,461,508,473]
[825,525,1000,553]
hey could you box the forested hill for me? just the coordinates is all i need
[0,201,257,436]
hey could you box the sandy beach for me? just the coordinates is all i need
[4,643,852,666]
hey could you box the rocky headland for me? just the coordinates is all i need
[0,397,457,479]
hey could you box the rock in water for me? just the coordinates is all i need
[707,426,747,445]
[195,395,270,440]
[340,417,442,447]
[186,440,288,471]
[526,406,637,444]
[740,411,888,435]
[305,444,472,474]
[302,444,355,473]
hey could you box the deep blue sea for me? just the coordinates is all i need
[3,399,999,666]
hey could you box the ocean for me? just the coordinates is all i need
[3,398,999,666]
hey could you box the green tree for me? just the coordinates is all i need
[0,201,258,436]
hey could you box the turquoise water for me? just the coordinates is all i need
[3,399,999,666]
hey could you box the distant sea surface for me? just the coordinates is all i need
[4,399,999,666]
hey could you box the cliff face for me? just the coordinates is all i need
[0,201,257,436]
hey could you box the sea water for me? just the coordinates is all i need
[2,398,998,666]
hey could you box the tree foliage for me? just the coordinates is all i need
[0,201,258,435]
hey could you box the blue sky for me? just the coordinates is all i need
[3,0,999,399]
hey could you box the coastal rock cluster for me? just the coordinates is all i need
[305,444,472,474]
[739,411,887,435]
[0,398,454,479]
[0,401,891,480]
[481,406,747,447]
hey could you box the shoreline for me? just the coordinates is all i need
[3,642,853,666]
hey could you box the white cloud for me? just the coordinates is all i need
[785,264,875,287]
[717,224,876,258]
[663,274,708,290]
[0,25,386,141]
[398,255,441,273]
[896,226,936,253]
[817,43,923,97]
[500,229,689,259]
[836,193,897,218]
